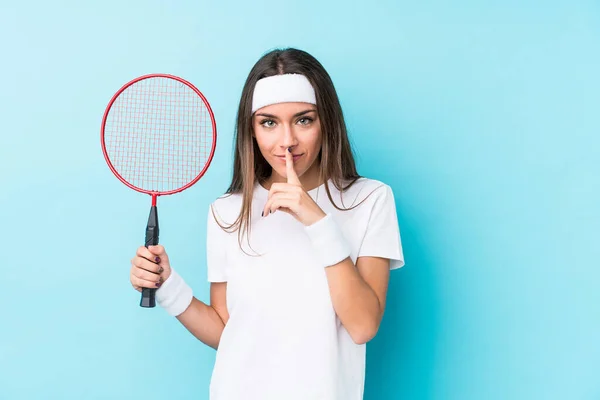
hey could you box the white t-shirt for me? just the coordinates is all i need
[206,177,404,400]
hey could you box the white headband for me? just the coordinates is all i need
[251,73,316,113]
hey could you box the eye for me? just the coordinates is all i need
[298,117,313,125]
[260,119,276,128]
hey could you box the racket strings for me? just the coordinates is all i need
[103,76,214,193]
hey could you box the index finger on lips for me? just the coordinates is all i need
[285,147,301,185]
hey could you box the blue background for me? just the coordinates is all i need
[1,1,599,399]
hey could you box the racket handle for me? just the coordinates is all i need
[141,205,159,308]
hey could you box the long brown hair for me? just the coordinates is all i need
[217,47,363,245]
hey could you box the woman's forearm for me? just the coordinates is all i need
[176,297,225,350]
[324,257,383,345]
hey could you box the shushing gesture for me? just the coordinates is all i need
[262,147,326,226]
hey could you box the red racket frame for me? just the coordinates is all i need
[100,73,217,206]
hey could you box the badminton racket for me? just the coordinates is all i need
[101,73,217,307]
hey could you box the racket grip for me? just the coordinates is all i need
[141,205,159,308]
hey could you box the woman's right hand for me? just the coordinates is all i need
[130,245,172,292]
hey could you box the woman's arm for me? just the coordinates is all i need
[175,282,229,350]
[133,245,230,350]
[260,150,398,344]
[324,256,390,345]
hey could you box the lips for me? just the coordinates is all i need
[276,153,303,161]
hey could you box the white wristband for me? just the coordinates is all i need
[155,268,193,317]
[304,213,351,268]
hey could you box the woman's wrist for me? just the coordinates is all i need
[303,209,327,226]
[304,213,351,267]
[155,268,193,316]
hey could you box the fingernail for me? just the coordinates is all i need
[288,147,292,153]
[158,276,164,283]
[158,267,164,273]
[155,256,160,263]
[155,282,161,287]
[261,211,264,217]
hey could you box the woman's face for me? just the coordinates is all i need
[252,102,322,183]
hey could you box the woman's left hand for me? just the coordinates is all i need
[262,148,327,226]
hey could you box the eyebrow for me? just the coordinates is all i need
[255,109,317,119]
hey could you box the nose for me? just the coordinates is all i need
[280,123,298,150]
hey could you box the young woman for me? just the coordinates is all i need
[129,47,405,400]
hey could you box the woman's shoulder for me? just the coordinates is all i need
[208,191,243,224]
[340,177,393,201]
[212,191,243,207]
[323,177,395,212]
[347,177,390,191]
